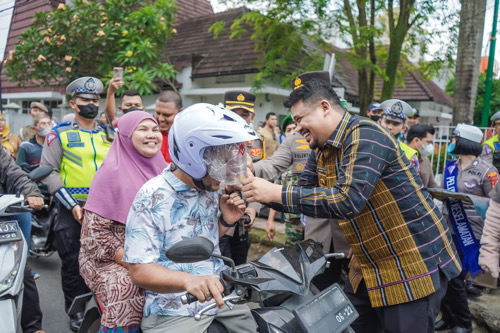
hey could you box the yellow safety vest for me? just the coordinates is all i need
[56,126,111,199]
[400,142,418,161]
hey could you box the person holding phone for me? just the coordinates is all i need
[104,67,145,125]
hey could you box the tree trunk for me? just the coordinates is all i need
[453,0,487,125]
[380,0,414,101]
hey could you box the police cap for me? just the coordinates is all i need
[368,103,381,111]
[224,91,255,113]
[291,71,331,91]
[453,123,483,144]
[380,99,414,123]
[491,110,500,124]
[66,76,104,100]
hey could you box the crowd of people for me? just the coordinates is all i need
[0,70,499,333]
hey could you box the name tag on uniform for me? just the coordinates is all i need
[67,142,85,147]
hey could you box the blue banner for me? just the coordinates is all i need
[444,161,482,276]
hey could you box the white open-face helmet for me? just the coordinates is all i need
[168,103,259,182]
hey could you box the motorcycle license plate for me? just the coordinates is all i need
[293,283,358,333]
[0,221,22,244]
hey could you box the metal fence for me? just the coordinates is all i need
[429,126,495,187]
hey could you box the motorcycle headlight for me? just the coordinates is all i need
[0,241,24,294]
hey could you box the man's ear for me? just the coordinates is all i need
[320,100,331,116]
[250,113,255,122]
[69,99,77,112]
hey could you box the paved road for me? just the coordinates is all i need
[28,254,72,333]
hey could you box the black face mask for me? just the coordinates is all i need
[78,103,99,119]
[369,115,380,122]
[122,106,143,114]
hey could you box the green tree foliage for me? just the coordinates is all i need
[446,73,500,126]
[5,0,178,95]
[213,0,457,110]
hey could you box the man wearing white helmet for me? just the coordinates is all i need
[123,104,258,332]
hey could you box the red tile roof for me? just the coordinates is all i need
[167,8,261,77]
[331,49,453,107]
[1,0,66,94]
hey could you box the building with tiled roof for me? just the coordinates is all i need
[330,48,453,126]
[2,0,454,131]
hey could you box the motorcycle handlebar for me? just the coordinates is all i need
[5,204,33,213]
[180,293,198,305]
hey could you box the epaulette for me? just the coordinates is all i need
[52,121,73,133]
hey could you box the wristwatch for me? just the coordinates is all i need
[218,214,237,227]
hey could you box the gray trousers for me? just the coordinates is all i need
[141,304,257,333]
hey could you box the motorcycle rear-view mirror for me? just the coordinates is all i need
[28,166,53,182]
[165,236,214,263]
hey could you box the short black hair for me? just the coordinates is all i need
[283,78,342,111]
[407,125,435,144]
[122,89,142,100]
[157,90,182,110]
[451,137,482,157]
[265,112,276,120]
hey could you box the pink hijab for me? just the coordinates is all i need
[85,111,167,224]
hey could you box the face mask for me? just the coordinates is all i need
[369,115,380,122]
[447,143,456,158]
[418,140,434,157]
[38,127,51,137]
[122,106,143,114]
[77,103,99,119]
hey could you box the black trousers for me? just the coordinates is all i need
[55,202,89,313]
[344,271,448,333]
[22,266,43,333]
[219,224,250,266]
[439,275,472,327]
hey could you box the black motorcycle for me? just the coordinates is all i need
[167,237,358,333]
[21,163,58,257]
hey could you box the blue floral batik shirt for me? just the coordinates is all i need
[122,165,225,317]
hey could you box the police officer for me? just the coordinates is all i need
[40,76,111,332]
[437,123,498,332]
[379,99,420,172]
[220,90,263,265]
[482,110,500,169]
[366,102,383,122]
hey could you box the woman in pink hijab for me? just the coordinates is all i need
[79,111,167,333]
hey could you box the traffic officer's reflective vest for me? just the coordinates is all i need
[400,142,419,172]
[54,123,111,199]
[483,135,500,169]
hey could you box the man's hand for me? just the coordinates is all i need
[26,197,44,210]
[72,205,83,224]
[237,169,282,204]
[266,220,276,241]
[244,207,256,229]
[246,154,254,174]
[220,192,246,224]
[108,78,124,95]
[184,274,225,308]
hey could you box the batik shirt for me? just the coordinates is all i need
[123,165,225,317]
[276,112,461,308]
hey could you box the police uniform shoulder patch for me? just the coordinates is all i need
[484,146,493,155]
[487,171,499,188]
[46,133,57,146]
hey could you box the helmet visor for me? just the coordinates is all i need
[203,142,247,185]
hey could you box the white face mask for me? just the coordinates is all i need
[38,127,51,137]
[418,140,434,157]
